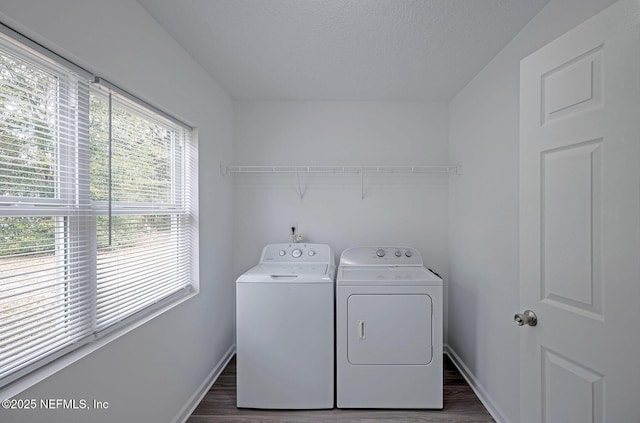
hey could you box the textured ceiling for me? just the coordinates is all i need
[137,0,549,101]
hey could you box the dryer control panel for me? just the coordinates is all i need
[340,246,423,266]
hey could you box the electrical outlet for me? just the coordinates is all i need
[289,222,297,242]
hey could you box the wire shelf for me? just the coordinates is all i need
[222,165,460,176]
[220,164,461,200]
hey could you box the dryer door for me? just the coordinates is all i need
[347,294,432,365]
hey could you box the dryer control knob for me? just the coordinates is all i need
[308,250,316,256]
[376,248,385,258]
[405,250,413,258]
[292,249,302,258]
[395,250,402,257]
[279,250,286,256]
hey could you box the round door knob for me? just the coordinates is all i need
[376,249,385,257]
[292,249,302,258]
[514,310,538,327]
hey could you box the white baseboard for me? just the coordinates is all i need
[172,343,236,423]
[444,344,510,423]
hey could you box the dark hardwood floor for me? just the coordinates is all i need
[187,355,495,422]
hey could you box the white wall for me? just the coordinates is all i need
[233,100,449,288]
[448,0,617,421]
[0,1,235,422]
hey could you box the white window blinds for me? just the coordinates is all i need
[0,29,196,388]
[89,85,194,334]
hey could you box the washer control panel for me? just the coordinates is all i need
[339,246,423,266]
[261,243,331,263]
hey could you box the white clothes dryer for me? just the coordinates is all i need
[236,243,335,409]
[336,246,443,409]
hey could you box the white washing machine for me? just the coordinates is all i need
[336,246,443,409]
[236,243,335,409]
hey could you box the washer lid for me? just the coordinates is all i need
[237,263,333,283]
[337,266,442,286]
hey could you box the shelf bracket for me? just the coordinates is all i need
[361,167,364,200]
[296,171,303,200]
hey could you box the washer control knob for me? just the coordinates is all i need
[279,250,286,256]
[308,250,316,256]
[405,250,412,258]
[376,248,385,258]
[292,249,302,258]
[395,250,402,257]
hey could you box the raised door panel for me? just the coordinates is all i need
[542,348,604,423]
[541,139,602,318]
[541,47,602,124]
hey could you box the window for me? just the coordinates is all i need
[0,30,196,388]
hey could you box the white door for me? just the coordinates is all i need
[520,1,640,421]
